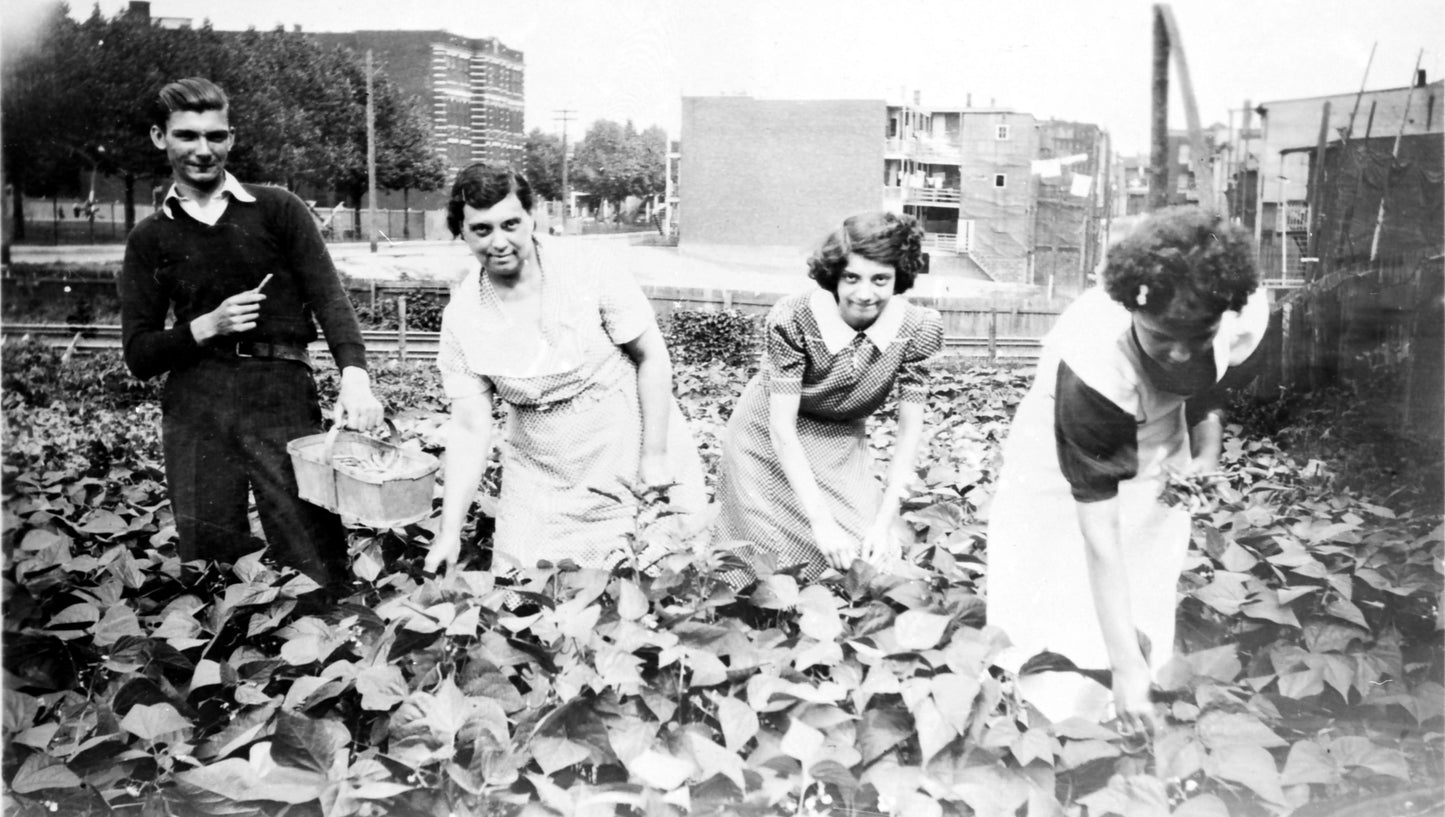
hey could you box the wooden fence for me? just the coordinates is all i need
[1253,254,1443,442]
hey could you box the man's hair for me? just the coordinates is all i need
[150,77,229,129]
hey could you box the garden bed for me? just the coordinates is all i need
[2,340,1440,816]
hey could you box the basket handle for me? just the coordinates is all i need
[321,414,399,465]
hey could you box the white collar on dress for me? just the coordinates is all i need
[160,172,255,219]
[809,288,908,354]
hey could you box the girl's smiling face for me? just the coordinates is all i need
[834,253,896,330]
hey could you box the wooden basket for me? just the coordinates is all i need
[286,424,439,528]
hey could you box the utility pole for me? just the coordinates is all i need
[1148,6,1170,211]
[366,50,378,254]
[554,109,575,235]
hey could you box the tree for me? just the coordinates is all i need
[573,119,667,218]
[523,128,564,201]
[377,100,448,238]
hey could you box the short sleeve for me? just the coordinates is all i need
[598,267,656,345]
[1055,360,1139,502]
[897,308,944,404]
[437,317,493,400]
[764,301,807,395]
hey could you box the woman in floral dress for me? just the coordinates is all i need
[714,211,944,582]
[424,164,704,574]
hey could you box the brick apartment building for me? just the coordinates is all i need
[311,31,525,176]
[680,95,1083,286]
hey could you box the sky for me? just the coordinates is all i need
[5,0,1441,155]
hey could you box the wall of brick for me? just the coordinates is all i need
[679,97,885,254]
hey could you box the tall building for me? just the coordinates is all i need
[885,99,1038,282]
[312,31,525,175]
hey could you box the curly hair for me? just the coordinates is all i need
[807,211,926,293]
[446,163,534,238]
[1103,206,1258,315]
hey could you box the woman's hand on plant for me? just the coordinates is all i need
[638,451,671,492]
[861,515,900,570]
[811,516,858,572]
[423,530,462,574]
[1111,660,1159,738]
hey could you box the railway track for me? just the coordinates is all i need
[2,323,1042,362]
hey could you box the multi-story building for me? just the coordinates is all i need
[1033,119,1106,296]
[311,30,524,176]
[884,99,1038,282]
[1246,78,1441,282]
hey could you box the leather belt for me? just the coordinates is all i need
[225,341,312,367]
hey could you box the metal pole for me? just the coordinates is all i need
[1369,50,1424,263]
[366,50,379,254]
[1148,5,1170,211]
[397,294,408,364]
[1156,4,1216,212]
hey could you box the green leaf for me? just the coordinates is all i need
[9,753,83,793]
[1010,727,1059,767]
[929,672,979,735]
[1059,738,1119,770]
[356,665,408,711]
[625,747,694,790]
[92,604,144,646]
[270,710,348,778]
[1281,739,1339,786]
[1196,711,1286,750]
[1205,744,1286,804]
[1192,572,1250,616]
[710,694,758,753]
[780,717,825,765]
[76,508,127,535]
[530,735,590,774]
[1328,736,1410,779]
[912,696,954,763]
[751,574,799,610]
[951,764,1033,816]
[892,610,950,651]
[119,702,192,742]
[796,584,843,641]
[615,578,649,621]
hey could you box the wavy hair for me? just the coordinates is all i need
[150,77,228,129]
[446,163,535,238]
[807,211,926,293]
[1103,206,1258,315]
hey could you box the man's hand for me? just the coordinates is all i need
[191,291,265,343]
[336,367,384,431]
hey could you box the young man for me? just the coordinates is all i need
[120,77,383,592]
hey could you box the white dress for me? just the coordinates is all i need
[436,243,706,572]
[987,287,1269,721]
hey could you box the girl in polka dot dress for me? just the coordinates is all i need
[714,212,944,582]
[425,164,705,575]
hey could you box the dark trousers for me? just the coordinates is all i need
[161,356,347,589]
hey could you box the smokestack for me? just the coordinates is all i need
[966,93,972,108]
[913,90,921,106]
[1417,69,1428,88]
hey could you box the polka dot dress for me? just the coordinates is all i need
[437,245,706,572]
[714,290,943,581]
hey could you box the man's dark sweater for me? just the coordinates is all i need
[120,183,366,380]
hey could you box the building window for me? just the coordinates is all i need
[995,124,1010,140]
[993,174,1007,188]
